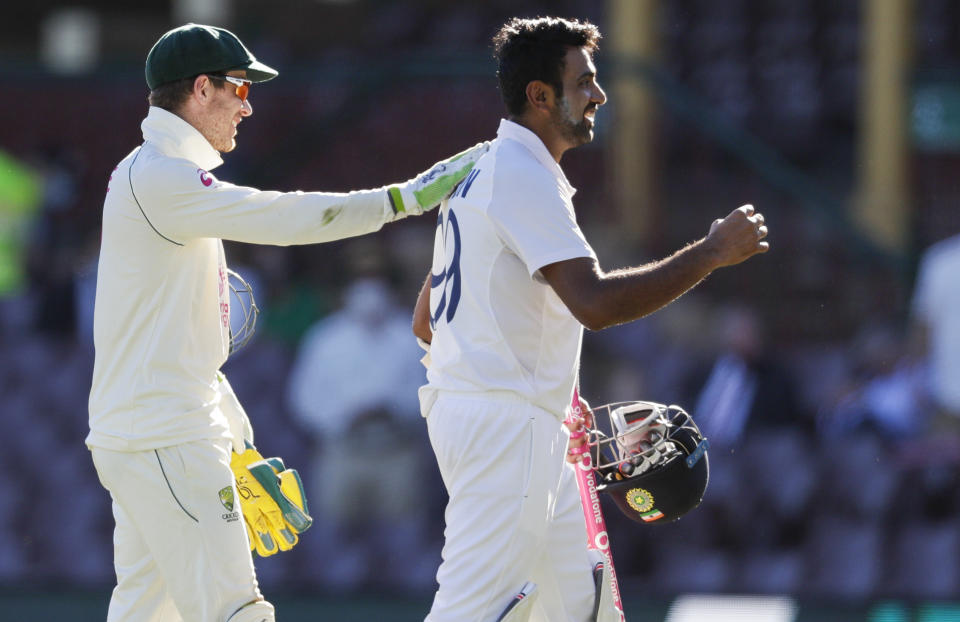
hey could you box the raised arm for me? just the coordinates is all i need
[541,205,768,331]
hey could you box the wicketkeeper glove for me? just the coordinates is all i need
[387,141,490,217]
[230,442,313,557]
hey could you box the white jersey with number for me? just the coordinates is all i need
[422,119,596,419]
[88,106,397,452]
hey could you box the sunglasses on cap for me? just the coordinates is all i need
[206,74,251,102]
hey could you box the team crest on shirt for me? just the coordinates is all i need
[218,486,234,511]
[219,486,240,522]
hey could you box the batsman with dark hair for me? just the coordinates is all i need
[413,16,769,621]
[86,23,486,622]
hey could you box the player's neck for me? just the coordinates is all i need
[175,104,224,153]
[509,115,569,163]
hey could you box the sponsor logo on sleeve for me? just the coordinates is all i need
[217,265,229,328]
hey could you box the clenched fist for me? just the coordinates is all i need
[705,204,769,268]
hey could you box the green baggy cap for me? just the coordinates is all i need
[145,23,278,90]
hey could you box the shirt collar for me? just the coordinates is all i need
[496,119,576,197]
[141,106,224,171]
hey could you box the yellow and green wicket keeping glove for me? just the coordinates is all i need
[387,141,490,216]
[230,442,312,557]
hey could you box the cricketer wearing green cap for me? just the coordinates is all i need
[145,23,278,90]
[88,22,488,622]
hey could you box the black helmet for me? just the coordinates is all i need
[587,401,709,524]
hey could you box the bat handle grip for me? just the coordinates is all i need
[569,387,626,620]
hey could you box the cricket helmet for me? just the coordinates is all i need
[587,401,709,524]
[227,268,259,356]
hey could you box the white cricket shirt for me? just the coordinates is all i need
[88,107,397,451]
[422,119,596,419]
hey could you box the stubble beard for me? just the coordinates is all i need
[210,120,236,153]
[197,119,235,153]
[198,101,239,153]
[553,95,594,147]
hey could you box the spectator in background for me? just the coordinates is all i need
[26,145,85,337]
[0,149,41,304]
[821,320,929,440]
[286,264,435,591]
[911,232,960,431]
[686,303,805,446]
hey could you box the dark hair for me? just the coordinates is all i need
[147,74,226,112]
[492,17,601,117]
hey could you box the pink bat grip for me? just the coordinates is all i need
[567,388,626,621]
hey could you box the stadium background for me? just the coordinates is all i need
[2,0,960,620]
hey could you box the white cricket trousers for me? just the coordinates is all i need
[424,392,596,622]
[91,437,271,622]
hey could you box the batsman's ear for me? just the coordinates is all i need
[525,80,553,112]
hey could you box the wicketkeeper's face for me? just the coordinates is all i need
[204,70,253,153]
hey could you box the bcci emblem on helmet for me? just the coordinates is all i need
[625,487,667,523]
[625,487,654,513]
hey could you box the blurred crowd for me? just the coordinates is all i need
[1,0,960,606]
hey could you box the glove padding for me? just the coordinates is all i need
[231,442,312,557]
[387,141,490,217]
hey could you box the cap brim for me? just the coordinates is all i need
[241,60,278,83]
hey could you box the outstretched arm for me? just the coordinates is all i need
[541,205,768,331]
[141,142,488,246]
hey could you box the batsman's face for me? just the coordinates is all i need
[203,70,253,153]
[552,46,606,149]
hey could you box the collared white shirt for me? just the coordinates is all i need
[422,119,596,419]
[88,107,394,451]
